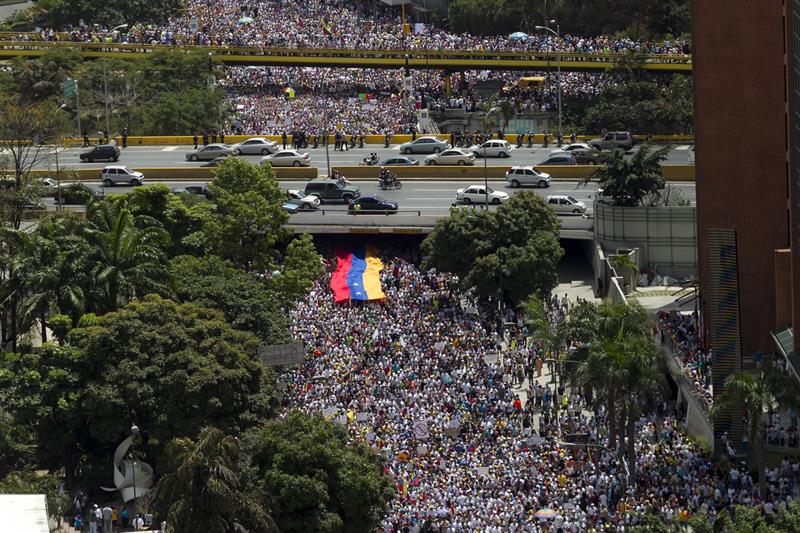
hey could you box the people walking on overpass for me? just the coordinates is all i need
[193,133,198,149]
[211,129,218,143]
[281,131,287,149]
[202,132,209,146]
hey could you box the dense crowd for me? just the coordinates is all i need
[656,310,713,412]
[286,258,797,531]
[23,0,691,54]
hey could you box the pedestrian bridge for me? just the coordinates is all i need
[0,39,692,72]
[289,212,595,239]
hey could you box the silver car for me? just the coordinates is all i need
[185,144,234,162]
[261,150,311,167]
[399,136,450,155]
[100,166,144,186]
[231,137,279,156]
[546,195,587,215]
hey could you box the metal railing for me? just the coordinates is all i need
[311,208,422,216]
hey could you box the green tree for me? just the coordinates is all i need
[45,0,182,28]
[0,469,70,521]
[246,411,393,533]
[0,296,277,483]
[0,410,35,478]
[422,191,563,304]
[267,234,325,305]
[156,427,277,533]
[713,368,800,498]
[171,255,291,345]
[83,201,172,313]
[585,144,670,207]
[205,158,291,271]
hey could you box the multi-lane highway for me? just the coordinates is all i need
[70,178,697,219]
[43,142,694,172]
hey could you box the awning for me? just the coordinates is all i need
[771,325,799,381]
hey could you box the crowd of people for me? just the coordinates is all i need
[286,257,798,531]
[656,310,713,412]
[23,0,691,55]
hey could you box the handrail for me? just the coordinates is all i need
[0,39,692,64]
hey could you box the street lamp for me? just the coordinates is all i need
[535,20,562,144]
[482,108,499,209]
[110,23,129,33]
[130,424,139,503]
[54,104,67,211]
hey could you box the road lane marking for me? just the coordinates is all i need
[161,146,179,151]
[675,145,691,151]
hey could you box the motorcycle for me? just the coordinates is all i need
[378,171,402,190]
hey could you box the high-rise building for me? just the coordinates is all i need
[693,1,792,449]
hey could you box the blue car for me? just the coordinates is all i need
[348,195,398,214]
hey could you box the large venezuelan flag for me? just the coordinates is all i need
[331,247,385,303]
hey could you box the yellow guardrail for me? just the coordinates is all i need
[0,40,692,71]
[28,166,318,181]
[62,133,695,147]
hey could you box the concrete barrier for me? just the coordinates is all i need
[26,166,318,182]
[61,133,696,147]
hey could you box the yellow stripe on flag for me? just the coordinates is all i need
[363,248,385,300]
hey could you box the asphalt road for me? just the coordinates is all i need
[67,178,697,218]
[43,142,693,172]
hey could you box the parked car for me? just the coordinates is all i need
[288,189,321,209]
[399,136,450,154]
[425,149,475,166]
[505,166,551,188]
[470,140,514,158]
[231,137,279,155]
[185,144,233,161]
[80,144,120,162]
[348,195,398,214]
[261,150,311,167]
[537,154,578,166]
[456,185,509,205]
[304,178,360,203]
[546,194,587,215]
[100,166,144,186]
[172,185,213,199]
[379,156,418,166]
[588,131,635,151]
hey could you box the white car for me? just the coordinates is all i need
[549,143,593,156]
[470,140,514,158]
[261,150,311,167]
[288,189,321,209]
[505,166,551,188]
[231,137,279,156]
[425,149,475,166]
[100,166,144,186]
[546,195,587,215]
[456,185,509,205]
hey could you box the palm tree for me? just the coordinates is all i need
[584,144,671,207]
[713,368,800,498]
[83,202,171,314]
[156,427,277,533]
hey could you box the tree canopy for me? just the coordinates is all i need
[37,0,182,31]
[587,144,671,207]
[246,411,394,533]
[422,192,563,304]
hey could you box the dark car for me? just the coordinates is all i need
[348,195,398,214]
[304,178,360,204]
[172,185,214,199]
[537,154,578,166]
[80,144,120,162]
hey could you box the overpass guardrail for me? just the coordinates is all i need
[0,39,692,72]
[23,164,694,182]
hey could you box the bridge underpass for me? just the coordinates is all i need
[0,40,692,72]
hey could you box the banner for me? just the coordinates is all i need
[331,247,385,303]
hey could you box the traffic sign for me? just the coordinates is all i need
[63,79,77,99]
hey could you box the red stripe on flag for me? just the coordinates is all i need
[331,249,353,303]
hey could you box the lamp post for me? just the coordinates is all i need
[482,108,499,209]
[130,424,139,503]
[535,21,562,143]
[54,104,67,211]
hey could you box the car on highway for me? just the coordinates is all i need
[537,154,578,166]
[470,140,515,158]
[348,195,398,214]
[261,150,311,167]
[201,156,229,167]
[100,166,144,186]
[172,185,213,199]
[40,177,59,197]
[379,156,418,166]
[80,144,120,162]
[304,178,360,203]
[185,144,233,162]
[505,166,551,188]
[231,137,279,155]
[456,185,509,205]
[288,189,321,210]
[546,194,587,215]
[425,149,475,166]
[550,143,599,164]
[588,131,635,151]
[399,136,450,155]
